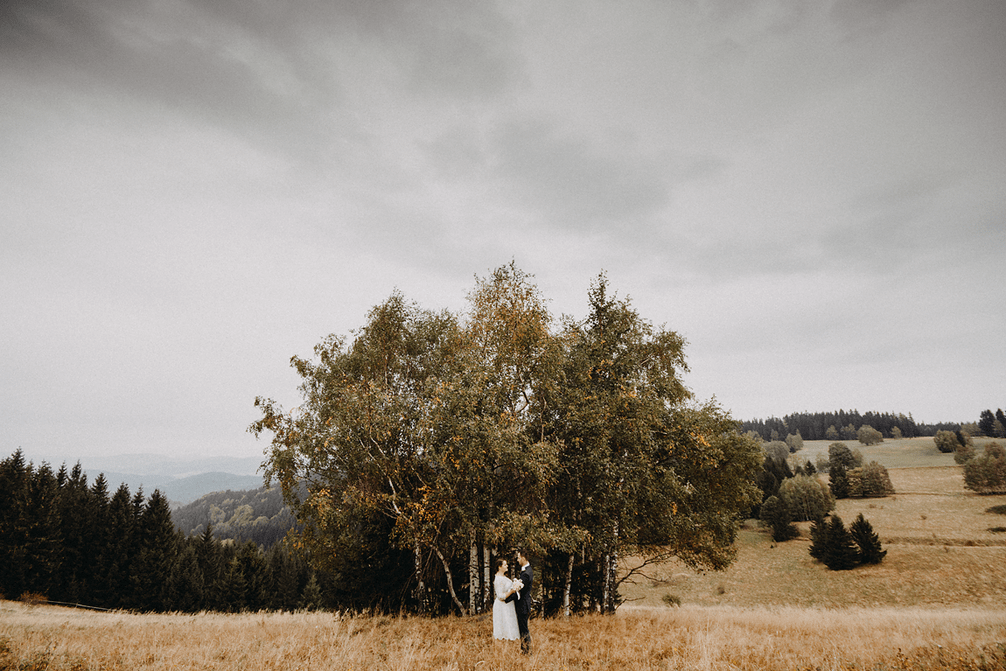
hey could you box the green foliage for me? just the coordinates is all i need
[849,513,886,564]
[661,593,682,607]
[963,443,1006,494]
[846,461,896,498]
[810,513,885,570]
[172,486,296,548]
[934,430,960,454]
[856,425,883,446]
[759,495,798,542]
[828,443,861,471]
[251,267,763,615]
[954,441,976,465]
[821,516,859,570]
[828,463,850,499]
[785,432,803,452]
[777,475,835,522]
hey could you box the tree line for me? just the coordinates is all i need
[0,450,327,612]
[250,265,764,617]
[740,411,959,442]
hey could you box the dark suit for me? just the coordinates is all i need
[512,562,532,654]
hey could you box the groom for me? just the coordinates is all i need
[513,549,533,654]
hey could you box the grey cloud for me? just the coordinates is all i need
[488,118,672,232]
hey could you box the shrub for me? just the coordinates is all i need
[954,441,975,465]
[963,443,1006,494]
[849,513,886,564]
[934,430,960,454]
[778,475,835,521]
[765,441,790,464]
[759,495,799,542]
[661,593,681,607]
[846,461,895,498]
[857,425,883,446]
[785,432,804,453]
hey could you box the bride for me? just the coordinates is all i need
[492,558,522,641]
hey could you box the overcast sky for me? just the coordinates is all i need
[3,0,1004,465]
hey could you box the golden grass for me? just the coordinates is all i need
[4,456,1005,670]
[623,465,1006,609]
[2,600,1005,671]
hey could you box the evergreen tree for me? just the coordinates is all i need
[850,513,886,564]
[166,543,205,612]
[130,489,179,611]
[96,483,137,608]
[822,516,858,571]
[23,463,63,597]
[55,462,90,603]
[759,495,798,542]
[0,450,32,599]
[829,463,850,499]
[299,573,324,611]
[808,516,828,561]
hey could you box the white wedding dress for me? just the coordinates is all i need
[493,574,520,640]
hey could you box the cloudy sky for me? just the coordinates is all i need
[3,0,1004,465]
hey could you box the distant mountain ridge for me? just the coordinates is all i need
[17,451,266,506]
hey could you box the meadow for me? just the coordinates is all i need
[3,436,1005,671]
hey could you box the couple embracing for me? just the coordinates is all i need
[492,550,532,654]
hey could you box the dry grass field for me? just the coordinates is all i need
[3,440,1005,671]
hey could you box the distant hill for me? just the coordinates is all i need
[171,485,297,548]
[18,451,267,505]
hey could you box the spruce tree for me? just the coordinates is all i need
[0,450,32,599]
[759,495,798,542]
[822,515,858,570]
[850,513,886,564]
[130,489,179,611]
[808,516,828,561]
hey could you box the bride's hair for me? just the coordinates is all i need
[494,558,506,573]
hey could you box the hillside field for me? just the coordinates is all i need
[3,437,1005,670]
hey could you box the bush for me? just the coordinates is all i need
[661,593,681,607]
[934,430,960,454]
[954,441,976,465]
[759,495,799,542]
[778,475,835,521]
[963,443,1006,494]
[857,425,884,446]
[849,513,886,564]
[846,461,895,498]
[785,432,804,453]
[764,441,790,464]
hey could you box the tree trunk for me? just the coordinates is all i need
[413,543,425,615]
[435,546,467,616]
[468,531,479,614]
[482,544,491,612]
[562,552,574,617]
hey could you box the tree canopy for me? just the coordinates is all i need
[251,265,762,615]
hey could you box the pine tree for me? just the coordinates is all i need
[829,463,850,499]
[808,516,828,561]
[0,450,32,599]
[299,573,324,611]
[130,489,179,611]
[822,516,858,570]
[759,495,798,542]
[850,513,886,564]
